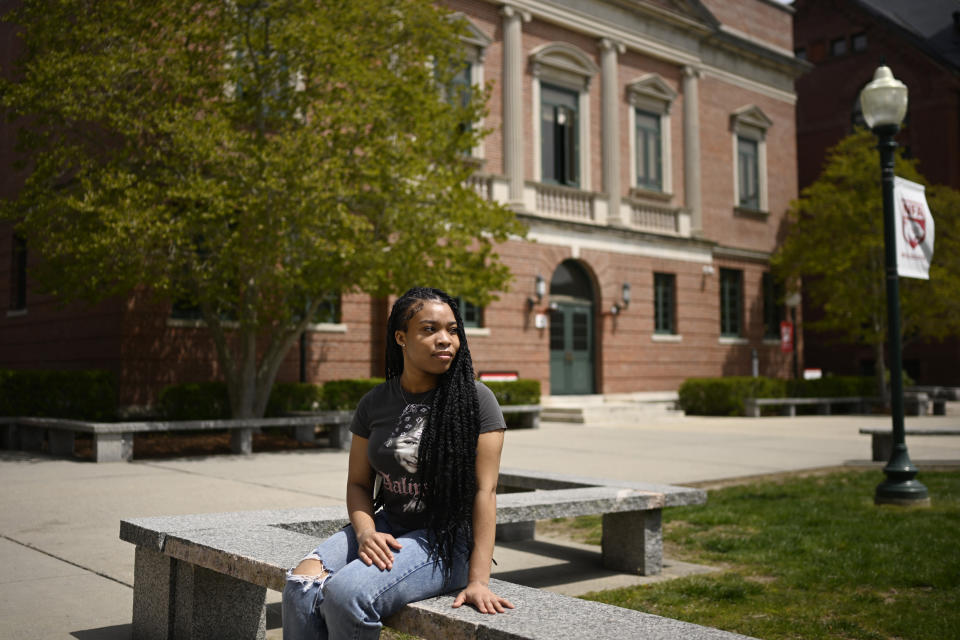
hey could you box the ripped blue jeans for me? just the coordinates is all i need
[282,512,469,640]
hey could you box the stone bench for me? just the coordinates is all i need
[0,413,353,462]
[119,470,725,640]
[907,386,960,415]
[499,404,542,429]
[744,393,929,417]
[859,426,960,461]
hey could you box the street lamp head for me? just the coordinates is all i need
[859,64,908,129]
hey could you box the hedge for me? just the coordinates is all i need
[0,369,117,420]
[678,375,906,416]
[158,377,540,419]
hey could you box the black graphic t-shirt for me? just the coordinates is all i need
[349,378,507,531]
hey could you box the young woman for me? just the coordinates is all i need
[283,287,514,639]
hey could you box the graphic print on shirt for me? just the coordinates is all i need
[376,402,429,514]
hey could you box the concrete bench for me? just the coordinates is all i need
[0,413,353,462]
[119,471,746,640]
[744,393,929,417]
[859,426,960,461]
[499,404,542,429]
[907,386,960,415]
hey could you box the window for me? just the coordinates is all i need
[852,33,867,52]
[635,110,662,191]
[653,273,675,335]
[737,137,759,210]
[720,269,742,337]
[452,13,491,159]
[627,74,676,195]
[762,272,783,339]
[730,105,771,213]
[830,37,847,57]
[530,42,597,189]
[541,84,579,187]
[311,292,341,325]
[9,234,27,311]
[456,296,483,328]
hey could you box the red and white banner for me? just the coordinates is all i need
[779,321,793,354]
[893,177,935,280]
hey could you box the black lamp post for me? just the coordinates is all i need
[859,64,929,506]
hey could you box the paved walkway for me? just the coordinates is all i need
[2,411,958,639]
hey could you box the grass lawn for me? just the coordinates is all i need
[574,470,960,640]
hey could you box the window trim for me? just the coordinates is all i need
[719,268,743,338]
[530,42,597,190]
[730,105,771,213]
[627,74,676,196]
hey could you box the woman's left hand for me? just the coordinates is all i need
[452,580,515,614]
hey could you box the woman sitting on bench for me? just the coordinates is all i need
[283,287,513,639]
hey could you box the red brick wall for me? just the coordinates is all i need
[700,0,796,52]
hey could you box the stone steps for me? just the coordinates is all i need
[541,393,682,424]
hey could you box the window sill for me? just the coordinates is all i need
[167,318,240,329]
[6,308,27,318]
[718,336,748,345]
[651,333,682,343]
[734,206,770,220]
[307,323,347,334]
[629,187,673,202]
[465,327,491,337]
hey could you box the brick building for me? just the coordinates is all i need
[1,0,807,409]
[793,0,960,384]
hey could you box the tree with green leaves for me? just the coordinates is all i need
[1,0,523,418]
[772,128,960,398]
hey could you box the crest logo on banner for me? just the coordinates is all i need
[893,177,935,279]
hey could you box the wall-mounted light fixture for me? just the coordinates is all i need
[611,282,631,315]
[527,274,547,310]
[702,264,715,276]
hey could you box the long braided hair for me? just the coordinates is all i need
[383,287,480,573]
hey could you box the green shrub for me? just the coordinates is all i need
[0,369,117,420]
[678,377,786,416]
[265,383,325,416]
[157,382,231,420]
[786,375,876,398]
[482,379,541,406]
[322,378,385,410]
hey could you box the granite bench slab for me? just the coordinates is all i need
[0,413,354,462]
[744,393,929,417]
[859,426,960,461]
[120,470,746,640]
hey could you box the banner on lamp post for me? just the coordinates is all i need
[893,176,935,279]
[779,321,793,354]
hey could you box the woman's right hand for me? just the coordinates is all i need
[356,529,403,570]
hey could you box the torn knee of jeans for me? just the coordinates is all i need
[286,553,332,592]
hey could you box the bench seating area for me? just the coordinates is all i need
[499,404,542,429]
[119,469,738,640]
[0,413,354,462]
[907,386,960,416]
[859,426,960,461]
[744,393,930,418]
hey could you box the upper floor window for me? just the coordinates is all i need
[9,234,27,312]
[730,105,772,213]
[627,74,676,196]
[852,33,868,52]
[450,13,491,158]
[830,37,847,57]
[530,42,598,190]
[541,84,580,187]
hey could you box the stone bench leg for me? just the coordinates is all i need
[133,546,267,640]
[495,521,536,542]
[327,423,351,451]
[48,429,76,457]
[19,427,45,451]
[94,432,133,462]
[871,433,893,462]
[293,424,316,443]
[231,428,253,455]
[1,423,18,449]
[933,400,946,416]
[602,509,662,576]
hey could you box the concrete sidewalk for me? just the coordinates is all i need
[2,412,958,639]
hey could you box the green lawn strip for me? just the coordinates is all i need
[575,470,960,640]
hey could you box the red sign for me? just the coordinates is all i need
[780,321,794,353]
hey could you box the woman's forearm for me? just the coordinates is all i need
[467,487,497,584]
[346,481,377,535]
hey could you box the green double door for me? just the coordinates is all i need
[549,301,594,395]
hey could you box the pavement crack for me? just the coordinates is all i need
[1,533,133,589]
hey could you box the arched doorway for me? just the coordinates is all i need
[548,260,595,395]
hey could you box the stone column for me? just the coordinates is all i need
[600,38,625,225]
[682,66,702,236]
[501,5,529,203]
